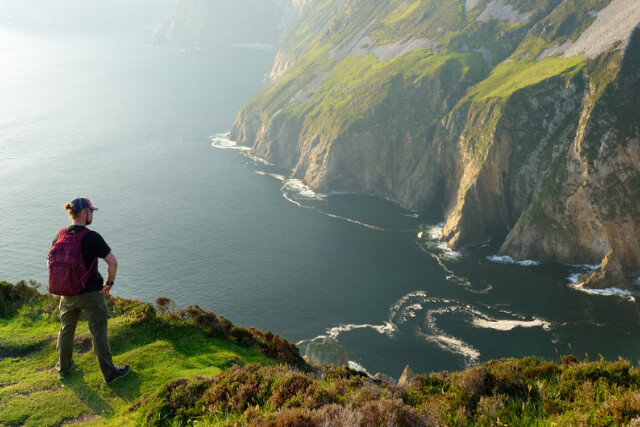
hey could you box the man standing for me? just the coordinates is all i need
[53,196,129,384]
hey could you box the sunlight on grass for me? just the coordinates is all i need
[465,56,585,101]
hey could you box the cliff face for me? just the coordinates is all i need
[230,0,640,275]
[151,0,303,48]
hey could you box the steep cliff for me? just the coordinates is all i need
[151,0,302,48]
[230,0,640,278]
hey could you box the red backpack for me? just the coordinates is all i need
[48,228,96,296]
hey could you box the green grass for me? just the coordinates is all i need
[0,281,293,427]
[381,0,422,26]
[464,56,585,101]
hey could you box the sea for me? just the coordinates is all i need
[2,25,640,378]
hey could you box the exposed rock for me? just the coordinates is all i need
[579,251,630,290]
[476,0,532,25]
[398,365,415,386]
[304,337,349,366]
[465,0,481,13]
[372,372,397,385]
[538,0,640,60]
[331,32,440,63]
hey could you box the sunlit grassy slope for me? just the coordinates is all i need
[0,281,299,426]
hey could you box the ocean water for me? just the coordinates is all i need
[2,26,640,378]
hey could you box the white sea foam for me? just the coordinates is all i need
[312,290,556,369]
[487,255,542,266]
[210,134,251,151]
[254,170,286,182]
[326,322,398,339]
[415,229,488,293]
[401,212,420,219]
[348,360,372,376]
[565,264,634,301]
[420,332,481,365]
[567,273,582,284]
[283,178,322,199]
[247,154,273,165]
[389,291,428,321]
[405,303,424,318]
[569,282,635,302]
[416,225,464,260]
[425,225,443,240]
[318,211,387,231]
[472,317,552,331]
[568,262,602,270]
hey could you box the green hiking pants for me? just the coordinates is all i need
[57,291,116,380]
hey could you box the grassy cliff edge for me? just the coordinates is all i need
[4,280,640,426]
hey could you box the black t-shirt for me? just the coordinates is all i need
[52,226,111,293]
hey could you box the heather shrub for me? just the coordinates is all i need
[154,297,176,315]
[134,376,214,426]
[561,354,580,366]
[251,327,307,367]
[268,370,314,408]
[323,365,368,381]
[600,389,640,425]
[403,373,448,406]
[108,296,156,324]
[358,398,424,426]
[561,359,632,386]
[475,393,508,425]
[0,280,43,317]
[202,364,273,414]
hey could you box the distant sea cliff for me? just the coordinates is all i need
[228,0,640,285]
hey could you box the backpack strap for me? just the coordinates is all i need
[71,228,98,274]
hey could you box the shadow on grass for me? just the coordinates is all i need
[108,317,250,360]
[62,370,113,416]
[105,369,143,402]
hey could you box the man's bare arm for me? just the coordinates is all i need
[101,252,118,297]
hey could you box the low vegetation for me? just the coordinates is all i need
[3,280,640,426]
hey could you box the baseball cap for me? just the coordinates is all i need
[70,197,99,212]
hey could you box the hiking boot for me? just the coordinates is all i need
[58,359,75,380]
[105,365,130,384]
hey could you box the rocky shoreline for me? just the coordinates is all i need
[229,0,640,279]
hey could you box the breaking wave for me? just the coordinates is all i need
[415,225,491,294]
[211,134,419,232]
[566,265,635,302]
[210,134,251,151]
[568,282,635,301]
[487,255,542,266]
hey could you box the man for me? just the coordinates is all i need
[53,196,130,384]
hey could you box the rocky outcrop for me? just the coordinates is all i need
[304,337,349,366]
[579,251,630,289]
[230,0,640,274]
[398,365,416,387]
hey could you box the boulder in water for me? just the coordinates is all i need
[304,337,348,366]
